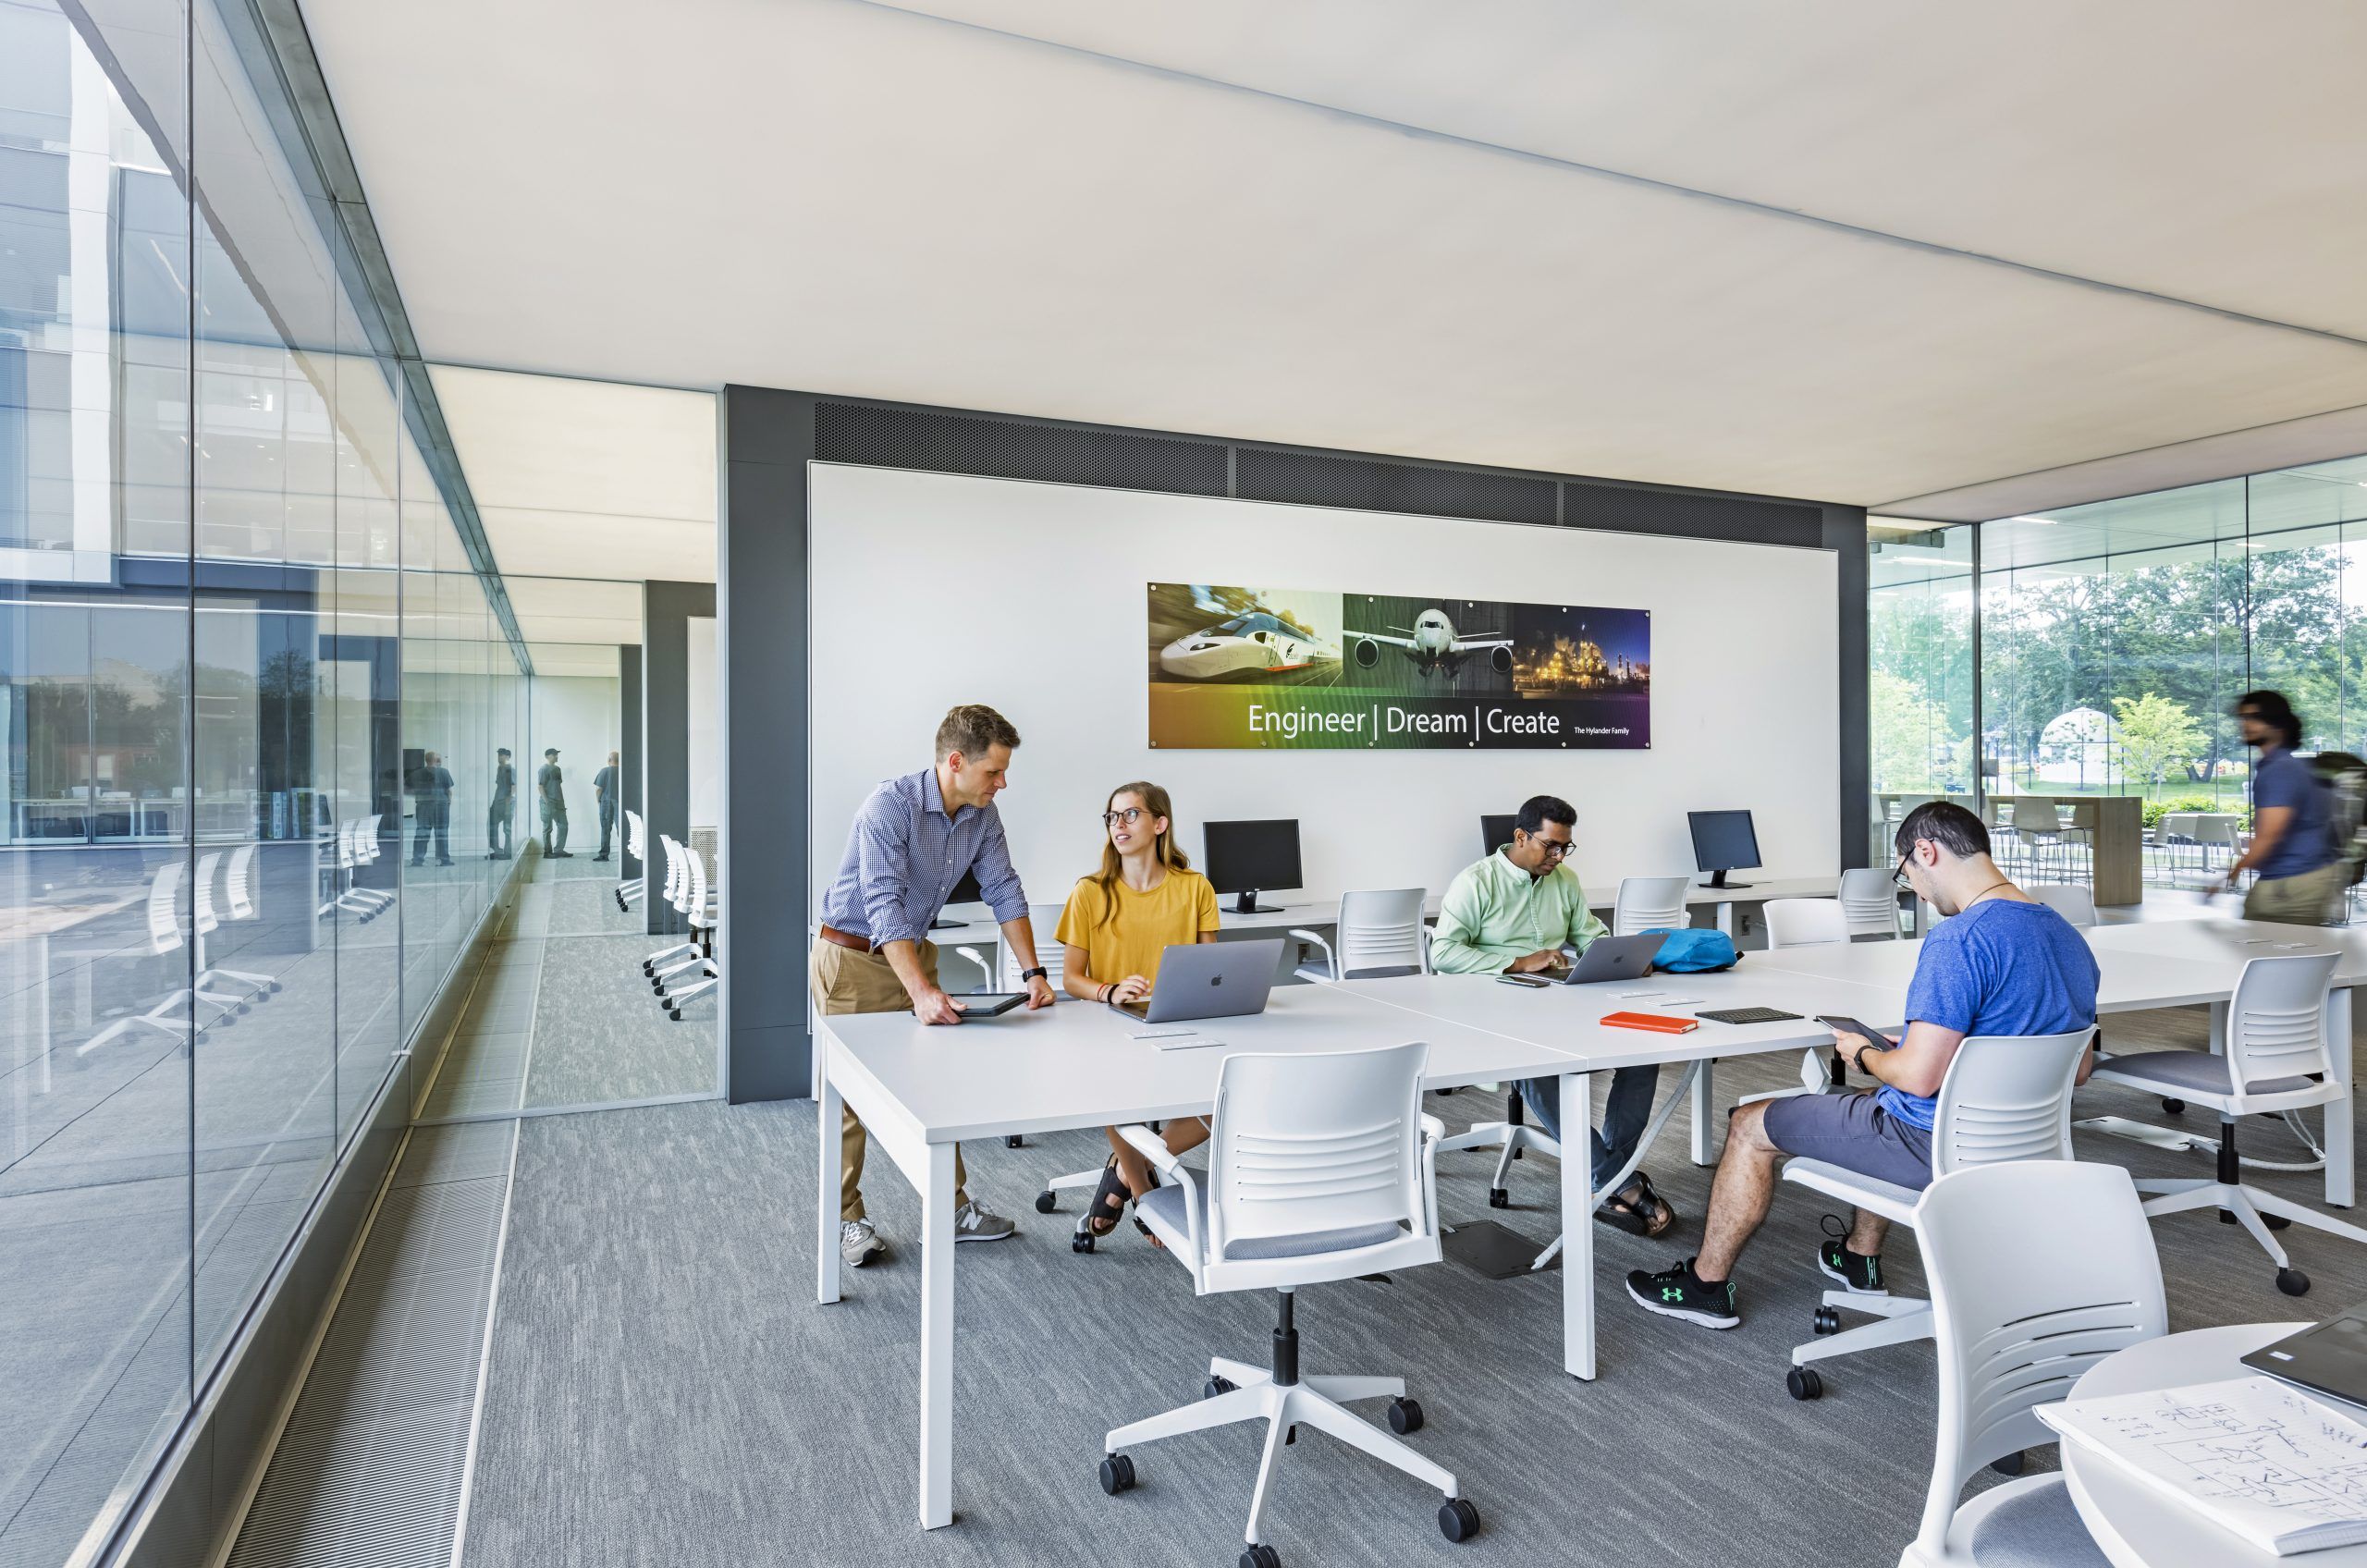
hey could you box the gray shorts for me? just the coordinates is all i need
[1760,1090,1932,1191]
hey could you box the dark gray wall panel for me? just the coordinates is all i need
[642,582,715,935]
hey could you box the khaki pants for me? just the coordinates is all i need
[2246,863,2349,926]
[811,937,967,1222]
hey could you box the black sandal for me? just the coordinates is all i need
[1130,1164,1165,1243]
[1085,1155,1131,1238]
[1596,1170,1676,1238]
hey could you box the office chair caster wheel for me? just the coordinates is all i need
[1786,1367,1823,1402]
[1072,1233,1094,1254]
[1388,1397,1423,1435]
[1438,1497,1481,1543]
[667,1010,683,1021]
[1241,1544,1281,1568]
[2265,1212,2292,1231]
[1812,1305,1840,1335]
[1488,1188,1509,1209]
[2278,1268,2312,1296]
[2161,1098,2185,1114]
[1034,1191,1059,1214]
[1005,1134,1024,1148]
[1098,1453,1135,1495]
[1205,1376,1235,1400]
[1991,1452,2025,1476]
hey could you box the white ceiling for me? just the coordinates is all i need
[428,364,716,589]
[306,0,2367,518]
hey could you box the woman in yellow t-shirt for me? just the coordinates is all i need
[1056,780,1220,1241]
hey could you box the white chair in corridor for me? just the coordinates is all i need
[1836,867,1900,938]
[1780,1028,2094,1400]
[192,849,278,1004]
[1292,887,1429,983]
[643,837,697,982]
[1097,1042,1480,1563]
[616,808,647,913]
[2091,950,2367,1295]
[656,839,721,1020]
[1895,1160,2163,1568]
[1612,875,1690,937]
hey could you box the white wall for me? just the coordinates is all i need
[687,616,719,830]
[809,465,1839,912]
[528,675,619,831]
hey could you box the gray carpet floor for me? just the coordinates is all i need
[460,1003,2367,1568]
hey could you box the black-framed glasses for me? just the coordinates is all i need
[1529,836,1574,860]
[1101,807,1148,827]
[1892,848,1915,890]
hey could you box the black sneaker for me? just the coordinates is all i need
[1625,1258,1739,1329]
[1817,1217,1887,1295]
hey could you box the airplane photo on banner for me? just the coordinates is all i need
[1350,606,1515,677]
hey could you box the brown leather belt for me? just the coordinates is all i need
[816,924,874,954]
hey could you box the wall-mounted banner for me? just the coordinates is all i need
[1148,582,1650,750]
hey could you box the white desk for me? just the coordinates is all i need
[815,983,1580,1529]
[2058,1322,2367,1568]
[1750,921,2361,1208]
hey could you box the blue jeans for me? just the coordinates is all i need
[1513,1064,1663,1194]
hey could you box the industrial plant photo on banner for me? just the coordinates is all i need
[1147,582,1650,750]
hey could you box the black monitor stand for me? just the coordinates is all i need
[1231,889,1282,914]
[1705,869,1753,889]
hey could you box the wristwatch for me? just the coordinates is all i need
[1019,966,1049,984]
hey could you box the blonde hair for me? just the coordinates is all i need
[1090,781,1189,928]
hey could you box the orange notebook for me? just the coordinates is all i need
[1601,1011,1699,1035]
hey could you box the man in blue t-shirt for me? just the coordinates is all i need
[1626,800,2098,1330]
[2222,690,2344,925]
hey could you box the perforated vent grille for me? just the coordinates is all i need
[1234,448,1558,526]
[1562,483,1822,547]
[814,403,1228,495]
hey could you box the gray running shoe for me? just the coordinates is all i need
[952,1199,1017,1243]
[840,1218,886,1268]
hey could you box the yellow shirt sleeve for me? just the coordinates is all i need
[1053,880,1099,955]
[1194,873,1220,934]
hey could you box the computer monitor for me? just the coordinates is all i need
[928,868,986,930]
[1687,810,1761,889]
[1480,815,1517,857]
[1203,819,1303,914]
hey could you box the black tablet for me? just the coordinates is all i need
[954,993,1026,1018]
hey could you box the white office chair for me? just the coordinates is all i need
[1292,887,1429,983]
[1747,900,1855,1107]
[80,857,248,1055]
[1781,1027,2094,1399]
[659,842,721,1019]
[1836,868,1900,939]
[1763,898,1848,949]
[1898,1161,2164,1568]
[350,815,396,911]
[2022,881,2097,927]
[2091,950,2366,1294]
[192,850,276,1002]
[1612,876,1690,937]
[1098,1042,1480,1562]
[616,808,647,911]
[644,837,699,982]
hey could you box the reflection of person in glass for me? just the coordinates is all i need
[486,747,515,860]
[594,751,619,862]
[538,748,570,857]
[411,751,455,866]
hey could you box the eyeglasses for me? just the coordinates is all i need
[1892,848,1915,890]
[1529,837,1574,860]
[1101,808,1148,827]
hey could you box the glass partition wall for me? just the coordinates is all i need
[1871,454,2367,890]
[0,2,524,1562]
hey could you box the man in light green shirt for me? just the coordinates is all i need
[1432,795,1674,1236]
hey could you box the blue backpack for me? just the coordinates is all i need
[1649,928,1740,973]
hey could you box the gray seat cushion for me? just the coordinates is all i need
[2100,1048,2312,1097]
[1965,1476,2111,1568]
[1136,1182,1405,1261]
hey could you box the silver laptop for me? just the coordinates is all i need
[1545,932,1663,986]
[1115,938,1284,1023]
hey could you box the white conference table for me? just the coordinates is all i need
[816,964,1902,1528]
[1748,918,2363,1208]
[2058,1322,2367,1568]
